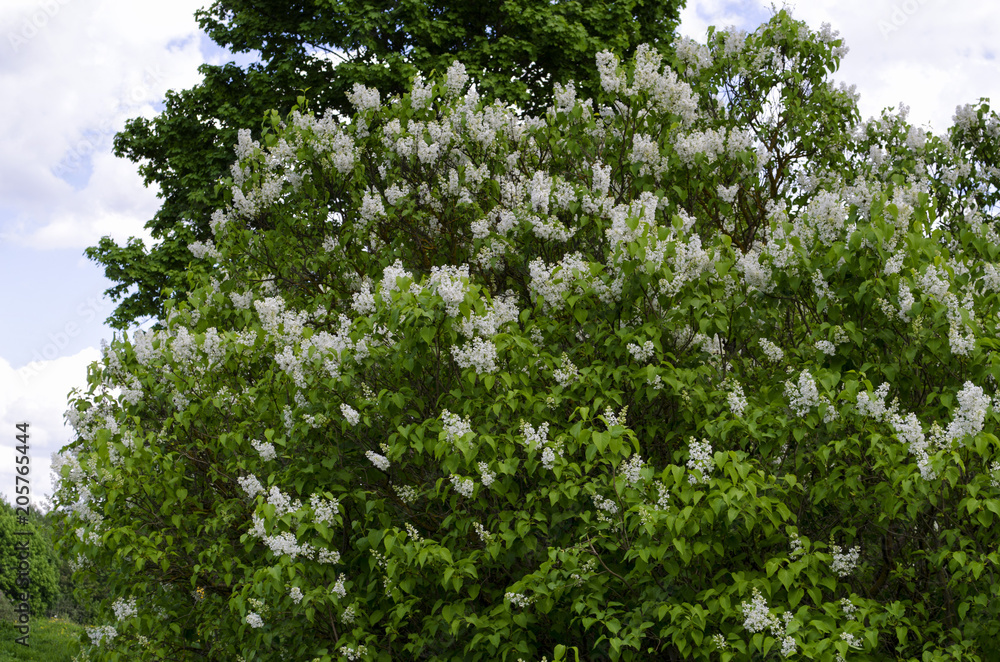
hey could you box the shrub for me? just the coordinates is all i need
[55,10,1000,661]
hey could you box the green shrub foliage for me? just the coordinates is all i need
[0,502,62,618]
[56,11,1000,661]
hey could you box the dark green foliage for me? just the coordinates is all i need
[0,503,61,618]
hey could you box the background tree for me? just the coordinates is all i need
[91,0,686,329]
[0,500,62,618]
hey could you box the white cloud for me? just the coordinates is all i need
[0,347,100,506]
[0,0,208,250]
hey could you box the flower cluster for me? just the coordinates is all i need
[112,597,137,621]
[366,451,390,471]
[505,592,534,608]
[341,403,361,426]
[442,409,473,444]
[620,454,644,484]
[830,543,861,577]
[251,438,276,461]
[309,494,340,524]
[450,474,475,498]
[86,625,118,646]
[452,337,499,374]
[784,370,820,417]
[728,381,748,417]
[759,337,784,362]
[686,437,714,484]
[478,462,496,487]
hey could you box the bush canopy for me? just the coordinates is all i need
[56,10,1000,661]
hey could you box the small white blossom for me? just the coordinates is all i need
[627,340,655,362]
[759,338,784,362]
[331,575,347,599]
[366,451,390,471]
[728,382,748,417]
[621,454,644,484]
[238,475,264,499]
[841,598,857,620]
[478,462,496,487]
[505,592,534,608]
[246,612,264,628]
[450,474,475,498]
[830,544,860,577]
[785,370,820,417]
[112,597,137,621]
[442,410,473,443]
[686,437,714,484]
[341,403,361,426]
[251,439,276,461]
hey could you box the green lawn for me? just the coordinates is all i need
[0,618,83,661]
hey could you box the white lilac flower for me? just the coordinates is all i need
[309,494,340,524]
[620,454,644,484]
[627,340,655,362]
[86,625,118,646]
[346,83,380,112]
[740,588,776,634]
[520,421,550,449]
[238,475,264,499]
[251,439,277,461]
[505,592,534,608]
[758,337,784,362]
[317,549,341,564]
[393,483,417,503]
[784,370,820,417]
[686,437,714,484]
[815,340,836,355]
[112,597,137,621]
[341,403,361,425]
[478,462,496,487]
[340,645,369,661]
[541,446,561,470]
[429,264,470,316]
[245,612,264,628]
[442,410,473,444]
[266,486,301,517]
[451,337,499,374]
[830,544,860,577]
[473,521,493,543]
[942,381,990,445]
[840,632,861,648]
[553,353,579,387]
[366,451,390,471]
[444,60,468,96]
[450,475,475,498]
[592,494,619,515]
[289,586,303,604]
[841,598,857,620]
[728,382,748,417]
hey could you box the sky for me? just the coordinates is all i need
[1,0,998,505]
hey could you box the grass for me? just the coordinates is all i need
[0,618,83,661]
